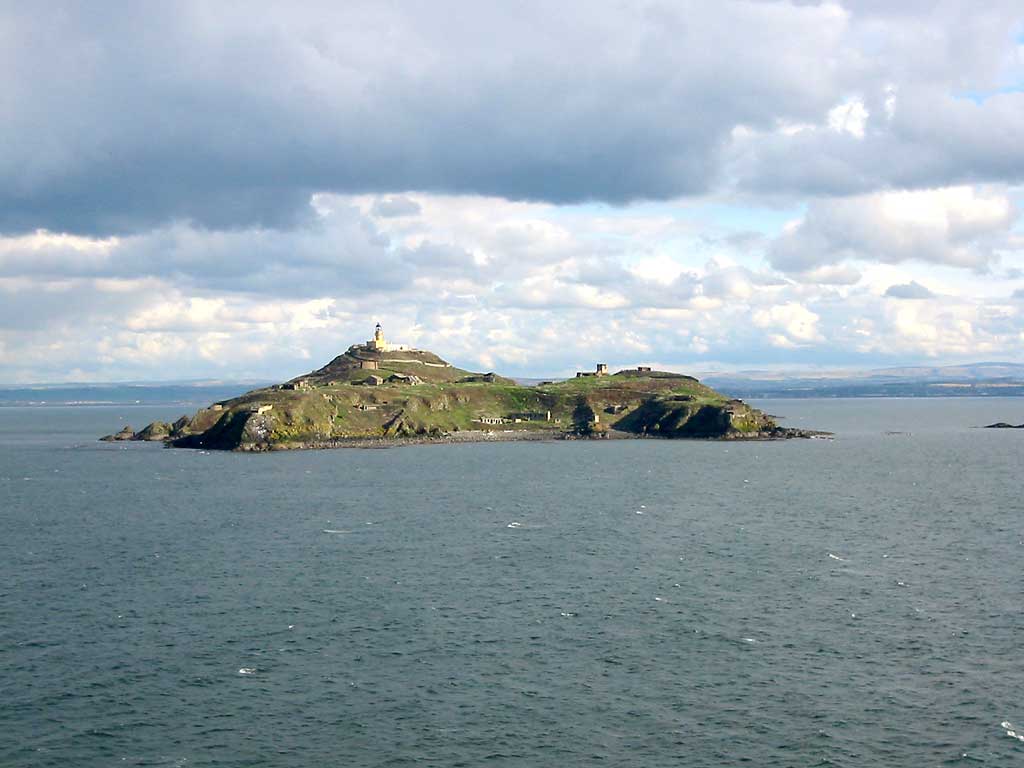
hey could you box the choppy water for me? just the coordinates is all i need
[2,399,1024,767]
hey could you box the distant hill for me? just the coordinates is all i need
[702,362,1024,399]
[15,361,1024,405]
[0,381,271,407]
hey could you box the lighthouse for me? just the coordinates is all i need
[367,323,390,351]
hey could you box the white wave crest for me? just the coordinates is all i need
[1002,721,1024,741]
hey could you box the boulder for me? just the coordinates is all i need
[134,421,172,441]
[100,425,135,442]
[170,415,192,437]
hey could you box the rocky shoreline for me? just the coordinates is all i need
[102,425,831,451]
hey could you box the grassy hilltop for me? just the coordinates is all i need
[103,342,814,450]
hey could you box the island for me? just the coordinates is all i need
[102,324,827,451]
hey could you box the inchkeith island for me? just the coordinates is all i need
[102,324,827,450]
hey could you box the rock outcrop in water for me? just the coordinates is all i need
[101,418,192,443]
[100,425,136,442]
[103,334,827,451]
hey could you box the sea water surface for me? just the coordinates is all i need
[2,399,1023,766]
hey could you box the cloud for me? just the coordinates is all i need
[3,2,1023,235]
[371,196,422,218]
[726,2,1024,195]
[791,264,864,286]
[885,281,935,299]
[0,203,416,296]
[3,4,1024,381]
[769,186,1017,274]
[731,87,1024,197]
[3,187,1024,383]
[827,98,870,139]
[752,303,823,346]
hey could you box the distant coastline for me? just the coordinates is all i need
[13,360,1024,405]
[703,363,1024,399]
[0,383,269,408]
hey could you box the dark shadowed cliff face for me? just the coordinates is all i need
[615,400,732,437]
[103,344,820,450]
[171,410,267,450]
[614,397,781,438]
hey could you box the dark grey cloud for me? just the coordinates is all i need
[399,241,478,275]
[7,1,1021,235]
[0,204,412,296]
[6,1,1024,384]
[885,281,935,299]
[730,90,1024,197]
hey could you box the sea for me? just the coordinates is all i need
[2,398,1023,767]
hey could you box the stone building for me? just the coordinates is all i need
[509,411,551,422]
[576,363,609,378]
[387,373,421,385]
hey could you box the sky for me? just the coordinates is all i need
[2,1,1024,383]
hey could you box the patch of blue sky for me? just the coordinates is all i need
[1010,189,1024,232]
[954,30,1024,103]
[543,199,804,237]
[686,202,805,236]
[953,84,1024,104]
